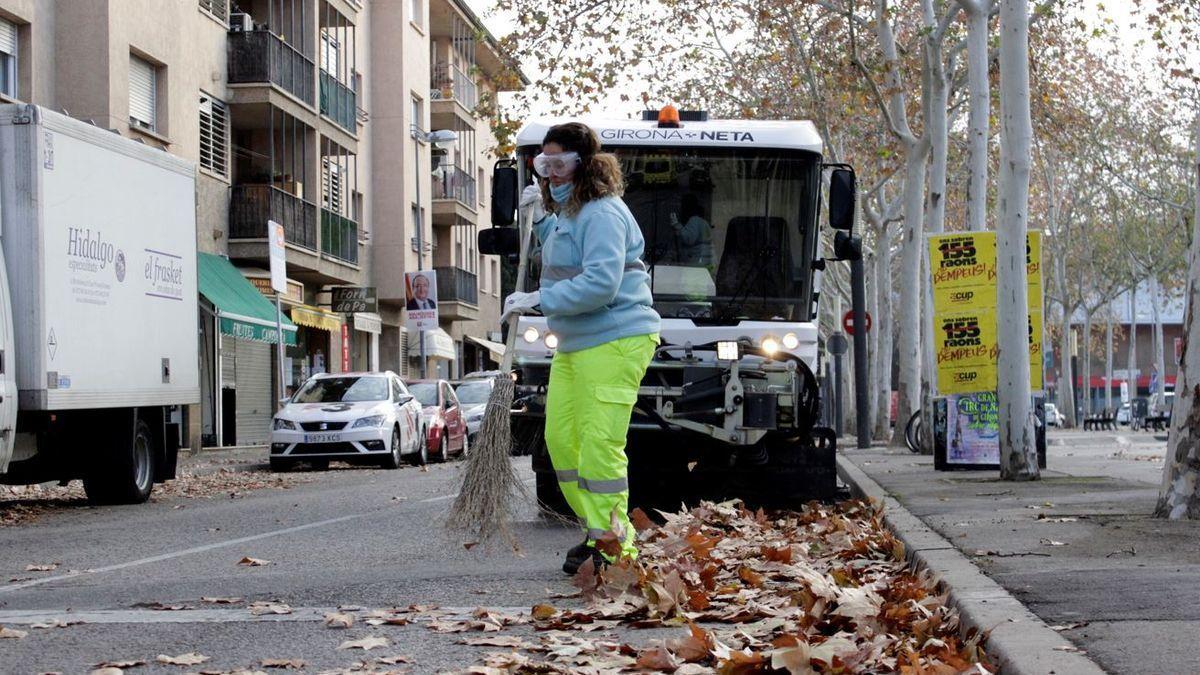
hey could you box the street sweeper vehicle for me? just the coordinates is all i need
[479,108,864,515]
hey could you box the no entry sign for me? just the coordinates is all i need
[843,310,872,336]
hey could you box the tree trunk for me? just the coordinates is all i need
[874,224,895,441]
[1155,114,1200,519]
[919,31,949,455]
[1105,307,1114,413]
[891,147,929,447]
[1128,283,1139,399]
[1058,312,1076,428]
[866,247,879,437]
[996,0,1038,480]
[1083,311,1093,416]
[1151,276,1168,410]
[963,0,990,231]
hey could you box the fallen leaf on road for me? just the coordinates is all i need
[635,645,679,671]
[91,660,145,670]
[338,635,390,651]
[201,596,243,604]
[1053,645,1086,653]
[25,563,58,571]
[248,601,292,615]
[1036,516,1078,523]
[461,635,530,647]
[1049,622,1089,631]
[375,654,412,665]
[31,618,79,629]
[364,616,410,626]
[1040,539,1068,547]
[463,541,479,550]
[156,652,210,666]
[237,556,271,567]
[260,658,306,669]
[324,612,355,629]
[133,601,190,611]
[90,669,125,675]
[1,625,28,638]
[531,604,557,620]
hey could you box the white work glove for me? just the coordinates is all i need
[520,184,546,223]
[501,291,541,323]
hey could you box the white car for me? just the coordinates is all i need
[1044,403,1061,427]
[270,372,426,471]
[454,378,495,440]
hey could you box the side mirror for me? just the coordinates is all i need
[478,227,519,255]
[832,231,862,261]
[829,167,856,231]
[491,160,519,226]
[398,394,413,406]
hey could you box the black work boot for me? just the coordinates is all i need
[562,540,594,575]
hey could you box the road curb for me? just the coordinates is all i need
[836,454,1107,675]
[179,462,271,478]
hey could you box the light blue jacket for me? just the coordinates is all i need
[535,196,660,352]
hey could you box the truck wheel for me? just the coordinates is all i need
[535,471,574,520]
[84,420,156,505]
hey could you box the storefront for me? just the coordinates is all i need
[286,303,344,395]
[198,253,297,448]
[412,327,457,379]
[351,312,382,372]
[466,334,505,373]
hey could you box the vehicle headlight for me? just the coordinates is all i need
[782,332,800,350]
[352,415,387,428]
[522,326,540,343]
[273,418,296,430]
[544,332,559,350]
[761,336,780,356]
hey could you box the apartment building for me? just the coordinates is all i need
[0,0,521,448]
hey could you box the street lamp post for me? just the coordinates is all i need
[409,126,457,379]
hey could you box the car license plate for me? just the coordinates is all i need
[304,433,342,443]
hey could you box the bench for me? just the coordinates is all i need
[1083,412,1117,431]
[1143,414,1170,432]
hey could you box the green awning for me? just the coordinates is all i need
[198,253,297,346]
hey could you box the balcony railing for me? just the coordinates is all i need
[430,63,478,110]
[227,30,315,106]
[321,208,359,264]
[229,185,318,250]
[432,164,477,206]
[435,266,478,306]
[320,71,356,132]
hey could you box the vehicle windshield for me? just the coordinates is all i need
[455,381,492,404]
[294,376,388,403]
[525,146,821,323]
[408,383,439,407]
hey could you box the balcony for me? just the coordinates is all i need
[229,185,317,250]
[435,266,479,321]
[321,208,359,264]
[431,163,477,227]
[228,31,315,106]
[431,63,478,110]
[320,71,356,132]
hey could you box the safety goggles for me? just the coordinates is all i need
[532,152,581,178]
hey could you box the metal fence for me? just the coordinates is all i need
[229,185,318,250]
[432,164,477,206]
[227,31,315,105]
[435,266,478,305]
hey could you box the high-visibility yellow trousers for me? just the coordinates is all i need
[544,333,658,559]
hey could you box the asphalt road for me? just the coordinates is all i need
[0,458,609,673]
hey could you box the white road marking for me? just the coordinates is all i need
[0,606,534,625]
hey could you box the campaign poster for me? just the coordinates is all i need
[945,392,1000,465]
[404,269,439,331]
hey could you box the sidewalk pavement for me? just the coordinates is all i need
[180,445,270,475]
[839,430,1200,675]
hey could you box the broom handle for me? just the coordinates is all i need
[500,204,535,373]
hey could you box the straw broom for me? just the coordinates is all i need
[446,204,535,544]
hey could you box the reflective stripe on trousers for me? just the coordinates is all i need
[543,333,658,560]
[542,260,647,282]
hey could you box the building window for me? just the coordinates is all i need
[320,31,339,75]
[199,94,228,177]
[129,54,158,132]
[198,0,227,22]
[322,158,343,213]
[410,0,423,28]
[491,259,499,297]
[0,18,17,99]
[477,167,485,207]
[410,95,422,133]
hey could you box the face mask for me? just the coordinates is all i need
[550,182,574,204]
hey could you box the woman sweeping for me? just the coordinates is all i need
[501,122,661,574]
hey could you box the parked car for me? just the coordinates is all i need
[407,380,469,462]
[1044,403,1061,427]
[270,372,425,471]
[1116,403,1132,425]
[454,378,495,440]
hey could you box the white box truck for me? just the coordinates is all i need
[0,104,198,503]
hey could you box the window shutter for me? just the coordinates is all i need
[129,55,156,130]
[0,19,16,55]
[199,95,228,176]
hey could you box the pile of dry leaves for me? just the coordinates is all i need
[454,500,993,674]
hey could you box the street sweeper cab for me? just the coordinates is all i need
[480,108,861,515]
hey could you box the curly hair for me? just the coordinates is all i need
[540,122,624,216]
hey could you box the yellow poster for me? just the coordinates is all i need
[928,231,1045,394]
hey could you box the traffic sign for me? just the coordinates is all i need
[827,333,849,355]
[843,310,872,336]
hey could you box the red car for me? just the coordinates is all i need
[406,379,468,462]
